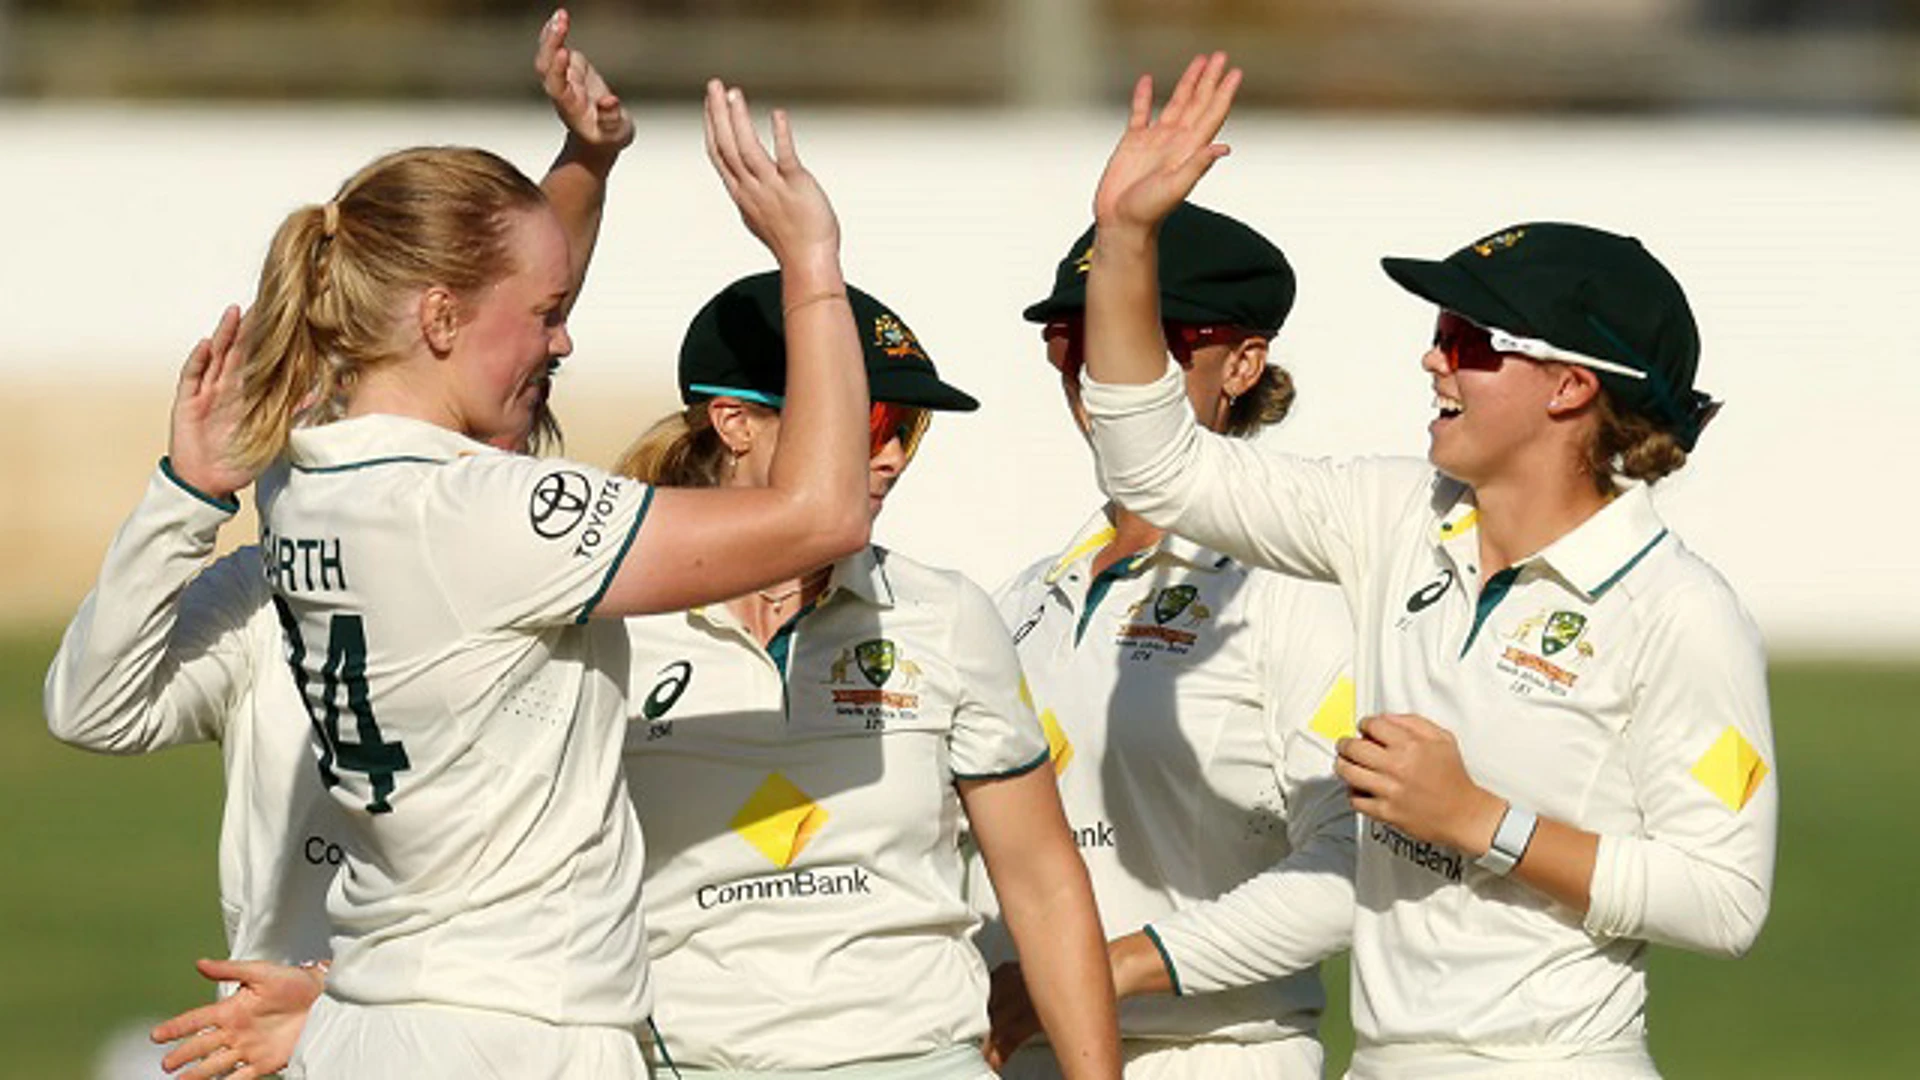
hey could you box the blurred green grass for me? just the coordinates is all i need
[2,628,1914,1076]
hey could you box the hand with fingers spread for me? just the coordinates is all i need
[536,7,634,158]
[168,305,256,503]
[1093,53,1243,234]
[1336,714,1507,855]
[150,958,323,1080]
[983,960,1043,1071]
[702,80,840,271]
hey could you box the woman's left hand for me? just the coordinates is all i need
[1336,713,1506,854]
[536,8,633,156]
[167,304,255,502]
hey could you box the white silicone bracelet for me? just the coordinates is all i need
[1475,804,1539,877]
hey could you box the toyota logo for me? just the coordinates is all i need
[528,470,591,539]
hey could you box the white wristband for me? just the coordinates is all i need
[1475,804,1538,877]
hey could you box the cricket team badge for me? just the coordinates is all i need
[824,638,922,730]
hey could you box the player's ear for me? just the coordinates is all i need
[1546,364,1601,417]
[1223,335,1269,399]
[419,286,461,355]
[707,397,755,457]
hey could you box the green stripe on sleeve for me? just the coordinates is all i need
[158,456,241,514]
[953,746,1051,783]
[575,484,654,624]
[1141,924,1185,997]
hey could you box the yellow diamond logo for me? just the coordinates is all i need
[1040,709,1074,776]
[1308,676,1358,743]
[1690,726,1769,812]
[731,772,828,868]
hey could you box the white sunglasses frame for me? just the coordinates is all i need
[1483,325,1649,382]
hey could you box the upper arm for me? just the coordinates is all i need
[946,577,1050,781]
[1259,578,1358,848]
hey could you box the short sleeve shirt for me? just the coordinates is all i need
[623,545,1047,1071]
[256,414,654,1027]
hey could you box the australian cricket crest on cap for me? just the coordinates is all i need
[1472,227,1527,257]
[871,314,927,363]
[1074,245,1094,275]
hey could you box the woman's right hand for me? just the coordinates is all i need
[1092,52,1242,234]
[167,305,256,502]
[149,958,323,1080]
[703,79,840,270]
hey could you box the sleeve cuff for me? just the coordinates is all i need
[159,456,241,514]
[1140,924,1185,997]
[952,746,1050,783]
[575,484,653,623]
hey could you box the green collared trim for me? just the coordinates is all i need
[290,455,440,474]
[574,485,655,624]
[1589,529,1668,600]
[1074,552,1149,646]
[1141,924,1185,997]
[953,747,1050,782]
[1461,565,1521,658]
[158,456,240,514]
[764,602,815,681]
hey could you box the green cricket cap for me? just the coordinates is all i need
[1381,222,1717,451]
[1022,201,1296,333]
[679,271,978,412]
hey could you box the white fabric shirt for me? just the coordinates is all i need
[257,414,653,1027]
[971,509,1356,1044]
[1084,369,1776,1065]
[46,463,338,967]
[623,545,1048,1071]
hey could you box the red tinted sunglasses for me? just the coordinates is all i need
[1432,311,1507,373]
[868,401,931,459]
[1042,318,1253,380]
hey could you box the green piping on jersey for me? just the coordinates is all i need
[1461,566,1521,657]
[1141,924,1185,997]
[1590,529,1668,599]
[953,746,1051,783]
[645,1017,683,1079]
[575,485,655,624]
[159,456,240,514]
[1075,554,1147,645]
[289,455,441,474]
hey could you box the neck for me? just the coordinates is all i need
[1093,504,1164,577]
[1470,470,1610,580]
[347,361,461,432]
[729,565,833,646]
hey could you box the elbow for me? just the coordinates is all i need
[1698,886,1770,959]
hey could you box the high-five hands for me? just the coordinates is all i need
[702,80,840,269]
[1093,53,1244,232]
[536,8,634,156]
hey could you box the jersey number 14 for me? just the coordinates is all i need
[273,597,413,814]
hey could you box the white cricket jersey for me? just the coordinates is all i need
[1084,369,1776,1069]
[256,414,654,1027]
[623,545,1048,1072]
[46,463,338,967]
[971,509,1356,1047]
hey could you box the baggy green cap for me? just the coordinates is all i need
[1381,222,1717,451]
[1022,201,1296,333]
[679,271,978,412]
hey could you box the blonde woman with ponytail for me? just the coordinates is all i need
[54,65,870,1077]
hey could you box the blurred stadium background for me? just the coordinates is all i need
[2,1,1916,1076]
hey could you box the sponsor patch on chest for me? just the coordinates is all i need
[821,638,923,731]
[1112,585,1212,660]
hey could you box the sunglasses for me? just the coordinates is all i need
[688,383,932,461]
[1433,311,1649,382]
[868,401,931,460]
[1041,318,1255,381]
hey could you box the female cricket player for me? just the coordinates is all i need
[91,77,872,1079]
[1072,54,1776,1079]
[615,272,1122,1080]
[974,202,1356,1080]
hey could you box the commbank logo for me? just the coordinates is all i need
[732,772,827,869]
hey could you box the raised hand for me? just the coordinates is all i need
[536,8,634,155]
[149,958,323,1080]
[703,79,840,270]
[167,305,255,502]
[1093,53,1243,232]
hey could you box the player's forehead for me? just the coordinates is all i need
[498,206,571,298]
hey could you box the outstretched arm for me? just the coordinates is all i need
[596,82,869,617]
[534,7,634,311]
